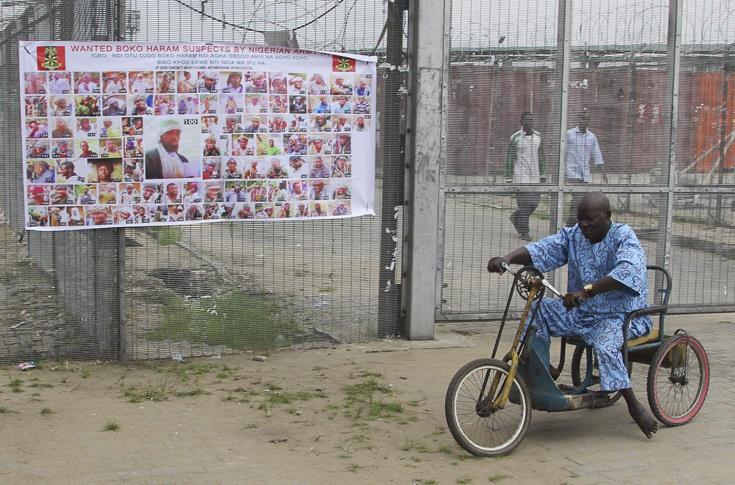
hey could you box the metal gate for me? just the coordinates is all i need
[438,0,735,321]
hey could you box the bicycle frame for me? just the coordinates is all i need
[482,266,546,411]
[483,265,620,413]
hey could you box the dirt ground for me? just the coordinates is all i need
[1,315,732,485]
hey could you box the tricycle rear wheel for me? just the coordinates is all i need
[647,334,709,426]
[445,358,531,457]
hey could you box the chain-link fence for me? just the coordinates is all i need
[0,0,406,362]
[440,0,735,320]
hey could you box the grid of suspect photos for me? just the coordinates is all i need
[23,69,372,228]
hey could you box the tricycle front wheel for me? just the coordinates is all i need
[445,358,531,457]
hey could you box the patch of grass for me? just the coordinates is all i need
[102,420,120,432]
[336,452,352,459]
[258,384,322,415]
[28,382,53,389]
[347,463,361,473]
[174,388,210,398]
[149,291,299,351]
[0,406,17,414]
[438,445,453,455]
[223,386,259,404]
[343,377,403,421]
[80,369,91,379]
[152,227,182,245]
[401,439,430,453]
[355,370,383,379]
[368,400,403,418]
[7,378,24,393]
[488,474,508,483]
[40,407,54,415]
[457,477,473,484]
[414,480,437,485]
[123,383,171,403]
[159,362,225,382]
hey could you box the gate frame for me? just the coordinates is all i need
[424,0,730,324]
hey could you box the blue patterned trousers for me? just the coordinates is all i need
[528,298,650,391]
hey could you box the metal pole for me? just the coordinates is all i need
[112,0,127,358]
[555,0,572,234]
[403,0,450,340]
[656,0,682,290]
[714,47,732,224]
[377,0,406,338]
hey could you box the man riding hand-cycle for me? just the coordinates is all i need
[487,191,658,438]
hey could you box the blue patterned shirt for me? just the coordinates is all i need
[526,223,651,333]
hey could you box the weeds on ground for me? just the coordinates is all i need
[7,378,23,393]
[488,474,508,482]
[122,362,240,403]
[223,387,259,404]
[149,291,299,351]
[174,388,210,397]
[401,439,431,453]
[258,383,323,416]
[151,227,182,245]
[343,377,402,421]
[0,406,17,414]
[123,380,172,403]
[40,407,54,415]
[158,362,231,381]
[102,420,120,432]
[28,382,53,389]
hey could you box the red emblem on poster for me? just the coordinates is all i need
[36,45,66,71]
[332,55,356,73]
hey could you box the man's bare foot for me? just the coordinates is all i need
[621,388,659,438]
[628,400,658,438]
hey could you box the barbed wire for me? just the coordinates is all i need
[168,0,344,33]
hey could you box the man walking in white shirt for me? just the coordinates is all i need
[565,112,605,226]
[506,112,544,240]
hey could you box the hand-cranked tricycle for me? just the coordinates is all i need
[445,263,710,456]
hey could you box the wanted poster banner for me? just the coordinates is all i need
[19,41,376,230]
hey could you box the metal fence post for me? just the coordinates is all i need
[403,0,450,340]
[377,0,406,338]
[555,0,572,233]
[656,0,682,281]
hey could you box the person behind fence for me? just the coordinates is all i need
[565,112,606,226]
[486,191,658,439]
[507,112,544,241]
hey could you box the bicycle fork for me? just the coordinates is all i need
[477,286,539,415]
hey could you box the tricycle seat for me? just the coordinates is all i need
[627,328,659,348]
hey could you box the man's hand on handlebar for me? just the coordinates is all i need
[563,289,586,310]
[487,257,509,273]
